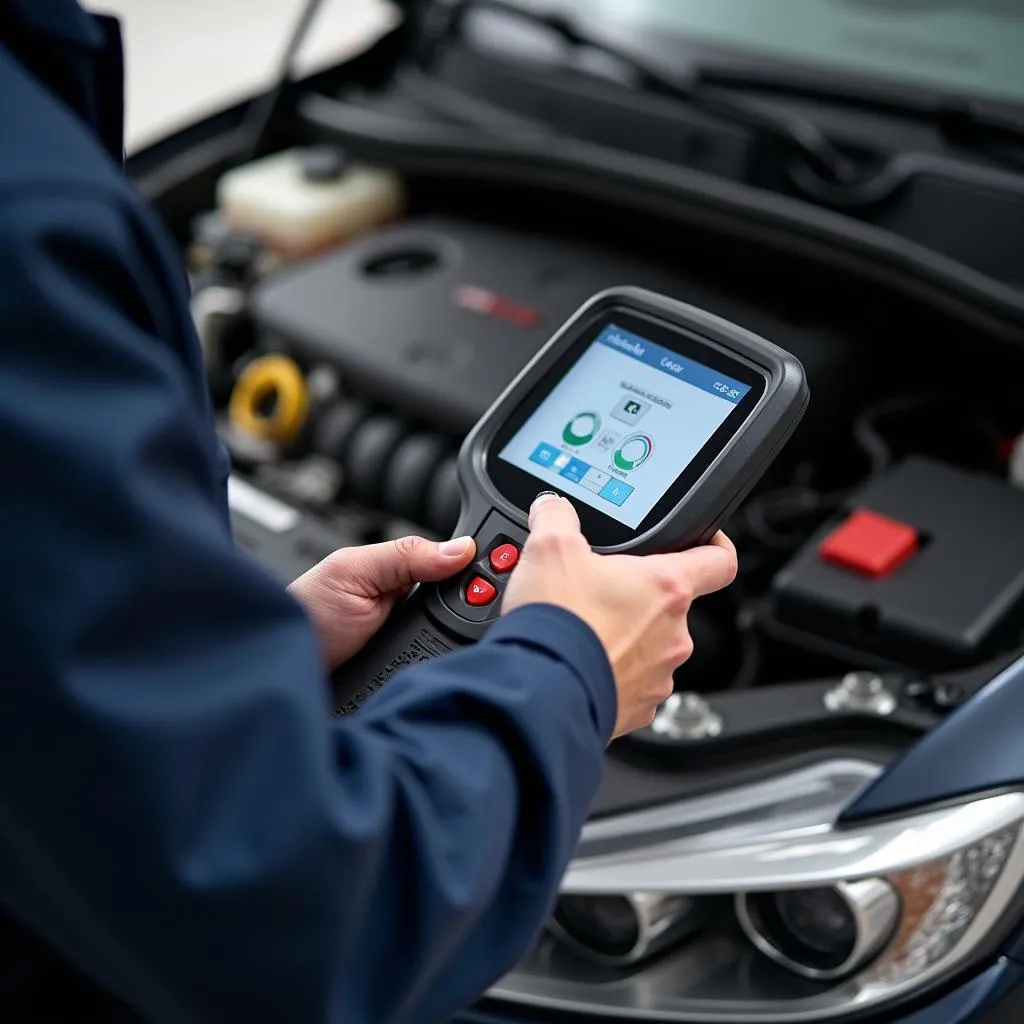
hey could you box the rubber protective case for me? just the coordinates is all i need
[453,286,809,555]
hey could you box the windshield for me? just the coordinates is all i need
[504,0,1024,106]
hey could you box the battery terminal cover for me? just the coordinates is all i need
[818,508,919,580]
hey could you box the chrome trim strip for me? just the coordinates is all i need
[562,790,1024,895]
[577,759,883,859]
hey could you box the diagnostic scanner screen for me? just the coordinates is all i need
[497,324,752,529]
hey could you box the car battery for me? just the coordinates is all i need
[766,457,1024,670]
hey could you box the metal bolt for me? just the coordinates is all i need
[933,682,965,710]
[306,364,340,403]
[824,671,897,716]
[902,679,932,704]
[290,456,342,505]
[649,692,723,741]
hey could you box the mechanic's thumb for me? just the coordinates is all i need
[368,534,477,592]
[528,491,582,538]
[647,539,738,600]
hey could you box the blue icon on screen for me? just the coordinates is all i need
[599,479,634,506]
[529,442,559,468]
[559,458,590,484]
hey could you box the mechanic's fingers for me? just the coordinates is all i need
[351,534,477,593]
[709,530,737,559]
[650,539,738,599]
[528,492,582,537]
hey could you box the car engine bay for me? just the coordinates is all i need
[137,2,1024,1016]
[187,159,1024,742]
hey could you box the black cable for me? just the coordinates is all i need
[730,609,762,691]
[237,0,329,165]
[852,393,1004,476]
[433,0,858,185]
[851,394,943,477]
[742,486,831,552]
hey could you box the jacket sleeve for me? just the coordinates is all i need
[0,190,617,1024]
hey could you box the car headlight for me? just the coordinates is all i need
[491,759,1024,1021]
[551,891,707,966]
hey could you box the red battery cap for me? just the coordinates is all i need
[819,508,919,579]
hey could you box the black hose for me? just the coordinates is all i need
[730,609,762,691]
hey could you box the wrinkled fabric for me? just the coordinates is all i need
[0,3,616,1021]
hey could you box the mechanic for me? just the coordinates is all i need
[0,2,736,1022]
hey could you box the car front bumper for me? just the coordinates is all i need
[459,956,1024,1024]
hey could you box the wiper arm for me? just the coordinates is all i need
[426,0,859,186]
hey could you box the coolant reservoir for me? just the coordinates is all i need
[216,147,404,259]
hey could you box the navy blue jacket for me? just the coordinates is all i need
[0,2,616,1021]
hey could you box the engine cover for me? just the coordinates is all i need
[252,218,700,433]
[251,217,864,441]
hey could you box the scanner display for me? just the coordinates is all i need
[498,324,751,529]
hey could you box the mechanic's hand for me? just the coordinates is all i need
[503,494,737,738]
[289,535,476,668]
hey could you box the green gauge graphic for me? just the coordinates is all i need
[562,412,601,446]
[613,433,654,471]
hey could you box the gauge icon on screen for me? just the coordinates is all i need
[613,433,654,471]
[562,412,601,447]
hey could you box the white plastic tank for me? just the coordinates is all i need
[216,146,405,259]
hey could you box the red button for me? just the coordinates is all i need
[489,543,520,574]
[819,508,919,579]
[465,576,498,606]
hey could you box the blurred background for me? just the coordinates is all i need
[96,0,1024,154]
[94,0,397,153]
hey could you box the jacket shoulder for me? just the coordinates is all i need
[0,47,124,196]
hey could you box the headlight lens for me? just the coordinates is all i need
[766,887,858,966]
[554,895,640,959]
[492,761,1024,1021]
[737,875,902,980]
[737,880,895,979]
[552,892,705,966]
